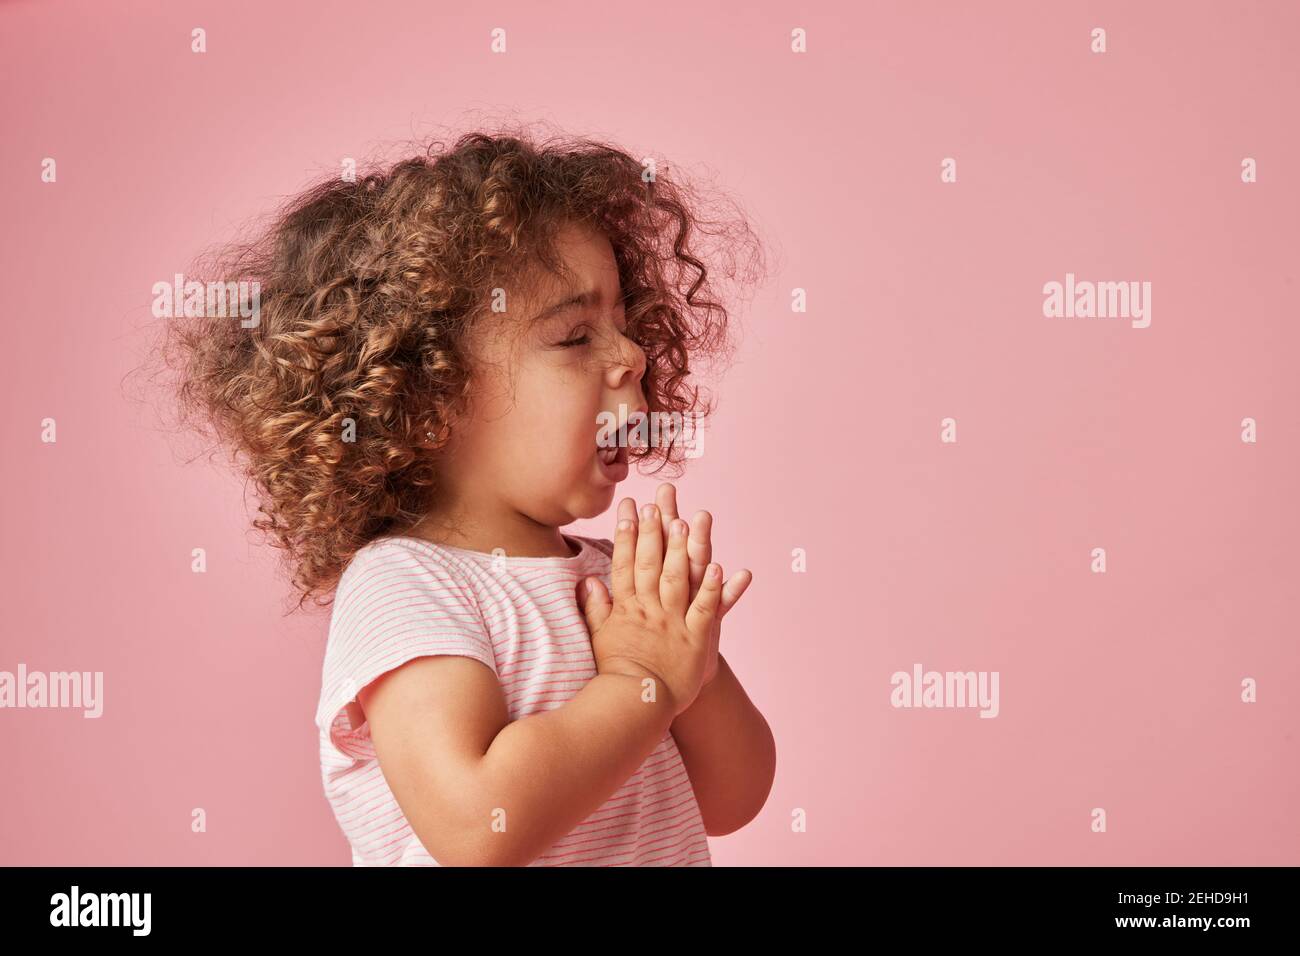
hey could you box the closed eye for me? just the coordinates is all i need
[555,331,591,348]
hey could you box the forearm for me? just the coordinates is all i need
[670,654,776,836]
[467,672,675,866]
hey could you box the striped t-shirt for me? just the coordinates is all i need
[315,532,712,866]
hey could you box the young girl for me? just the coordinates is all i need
[162,126,776,866]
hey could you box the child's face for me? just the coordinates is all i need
[442,221,648,533]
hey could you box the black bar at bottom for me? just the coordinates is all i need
[0,865,1286,941]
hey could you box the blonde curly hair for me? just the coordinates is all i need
[155,123,764,610]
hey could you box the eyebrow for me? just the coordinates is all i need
[532,287,601,323]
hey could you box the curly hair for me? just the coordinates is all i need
[156,122,765,611]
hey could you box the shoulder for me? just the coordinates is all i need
[333,536,483,620]
[317,538,500,754]
[344,535,475,577]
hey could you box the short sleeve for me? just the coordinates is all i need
[316,542,498,763]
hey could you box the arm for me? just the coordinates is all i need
[670,652,776,836]
[360,504,725,867]
[638,483,773,836]
[359,655,674,867]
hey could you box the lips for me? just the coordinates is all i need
[597,421,634,464]
[598,441,629,465]
[595,406,645,480]
[595,439,629,483]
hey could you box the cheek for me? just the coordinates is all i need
[519,370,601,454]
[554,399,601,464]
[489,393,591,476]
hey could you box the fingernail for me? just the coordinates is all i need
[707,563,721,580]
[670,519,685,537]
[618,519,632,531]
[641,504,656,521]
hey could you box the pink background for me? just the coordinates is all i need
[2,0,1297,865]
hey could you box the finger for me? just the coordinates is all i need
[617,495,638,525]
[687,510,712,595]
[579,576,612,633]
[634,503,665,601]
[685,562,724,640]
[659,519,690,615]
[656,482,679,538]
[611,501,637,600]
[719,569,752,616]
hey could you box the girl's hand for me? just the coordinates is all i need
[578,501,723,717]
[651,483,752,686]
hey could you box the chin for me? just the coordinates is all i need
[568,483,618,521]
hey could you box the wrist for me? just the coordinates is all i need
[598,662,681,711]
[672,655,728,725]
[703,652,728,689]
[595,671,678,732]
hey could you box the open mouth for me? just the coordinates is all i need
[597,441,629,466]
[596,407,646,466]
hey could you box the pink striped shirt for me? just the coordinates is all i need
[315,532,712,866]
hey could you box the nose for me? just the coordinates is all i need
[604,329,647,392]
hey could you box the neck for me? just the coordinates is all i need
[407,499,576,558]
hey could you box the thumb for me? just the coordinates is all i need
[578,576,612,634]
